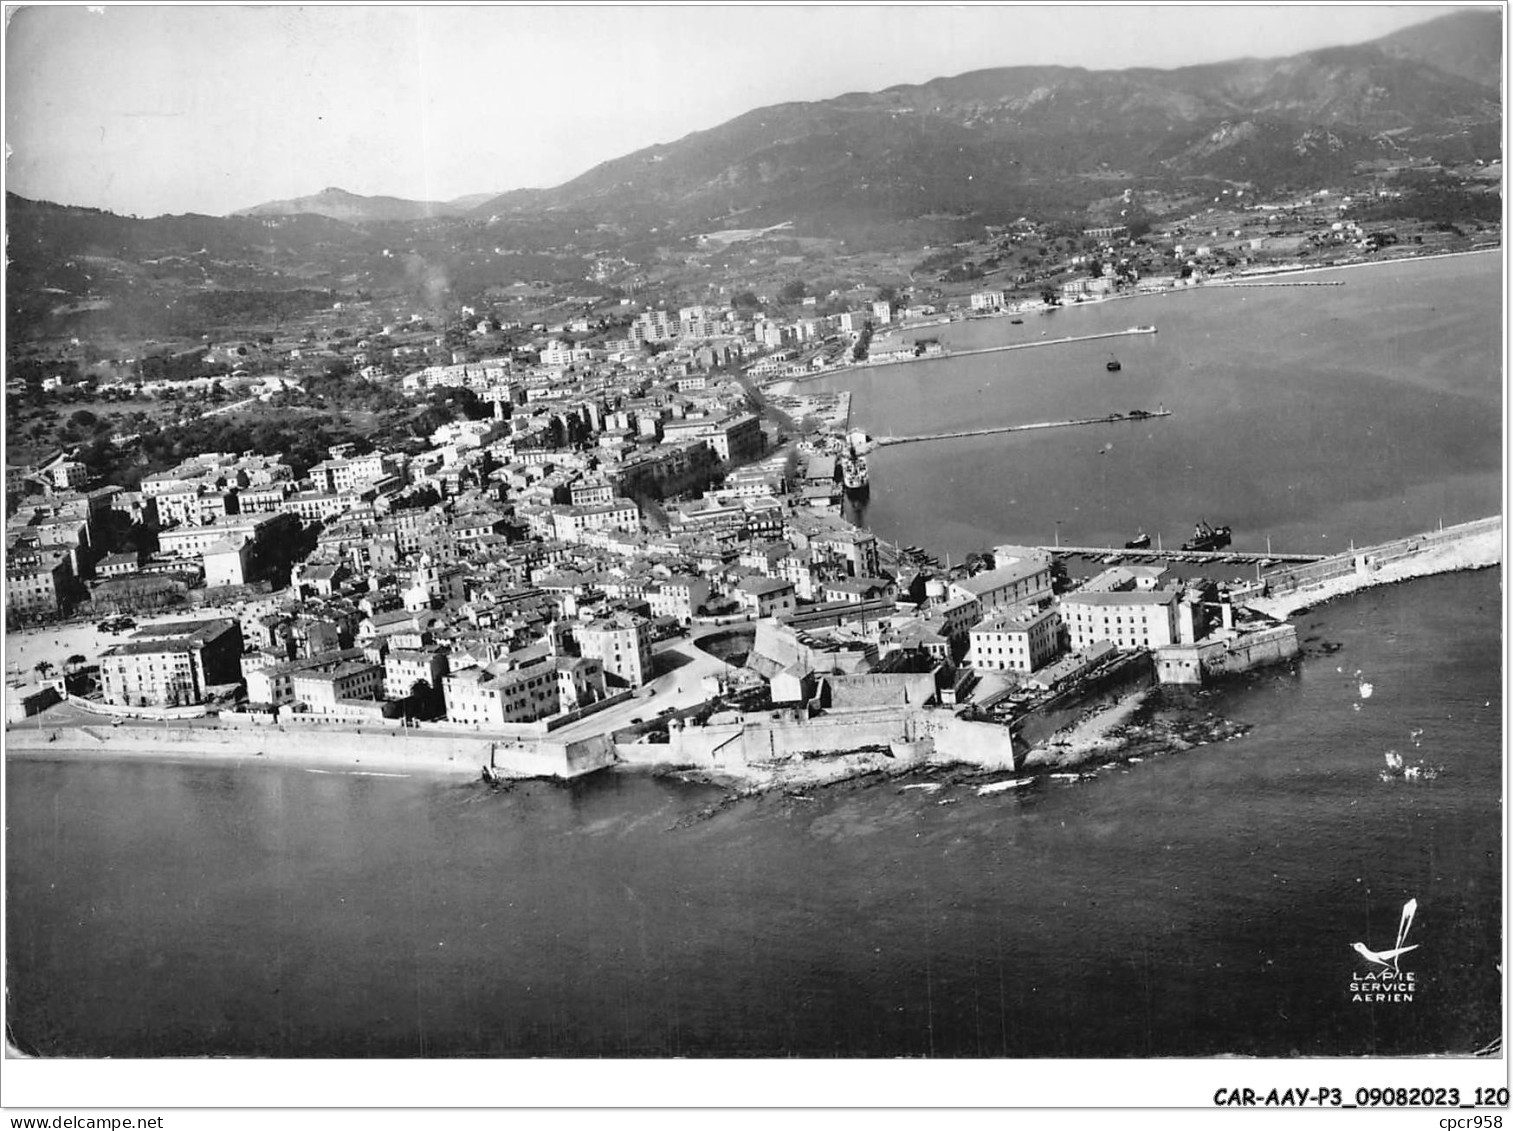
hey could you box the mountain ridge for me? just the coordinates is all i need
[6,7,1499,336]
[233,185,502,223]
[74,10,1501,233]
[457,9,1499,232]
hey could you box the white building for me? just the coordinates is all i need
[575,614,653,688]
[443,662,560,726]
[551,500,641,544]
[967,604,1063,673]
[948,553,1054,618]
[1059,589,1180,652]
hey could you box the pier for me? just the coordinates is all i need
[875,409,1171,448]
[1218,280,1346,288]
[866,325,1158,372]
[773,324,1158,385]
[1045,545,1326,566]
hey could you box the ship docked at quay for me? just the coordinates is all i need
[1181,520,1232,552]
[839,429,872,500]
[839,448,870,499]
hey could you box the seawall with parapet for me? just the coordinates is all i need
[616,704,1015,779]
[5,719,617,780]
[1240,516,1501,619]
[7,702,1013,785]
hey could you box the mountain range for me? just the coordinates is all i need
[6,9,1501,341]
[234,187,499,223]
[237,8,1502,236]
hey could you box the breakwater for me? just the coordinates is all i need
[1050,543,1322,565]
[876,409,1171,448]
[1239,515,1501,617]
[892,324,1157,366]
[1219,280,1345,288]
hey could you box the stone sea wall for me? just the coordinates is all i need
[1154,625,1300,686]
[5,722,615,779]
[616,705,1014,773]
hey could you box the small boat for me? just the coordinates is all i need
[1106,356,1122,372]
[1011,318,1024,325]
[1124,531,1151,550]
[977,777,1035,795]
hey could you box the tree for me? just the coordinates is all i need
[851,324,874,362]
[732,291,762,311]
[65,654,87,674]
[1040,288,1061,306]
[405,678,440,721]
[779,280,808,303]
[33,660,54,681]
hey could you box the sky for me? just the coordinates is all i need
[2,3,1486,217]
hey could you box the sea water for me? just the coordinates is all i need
[816,254,1501,559]
[6,569,1501,1057]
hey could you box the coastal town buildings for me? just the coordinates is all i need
[734,576,798,619]
[244,648,368,707]
[3,159,1439,778]
[5,546,73,618]
[99,618,243,707]
[442,655,573,726]
[1059,589,1182,652]
[292,660,385,714]
[947,551,1053,616]
[574,614,653,688]
[384,646,450,701]
[966,603,1064,673]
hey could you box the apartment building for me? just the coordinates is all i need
[968,603,1064,673]
[575,614,653,688]
[1059,589,1180,652]
[99,619,243,707]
